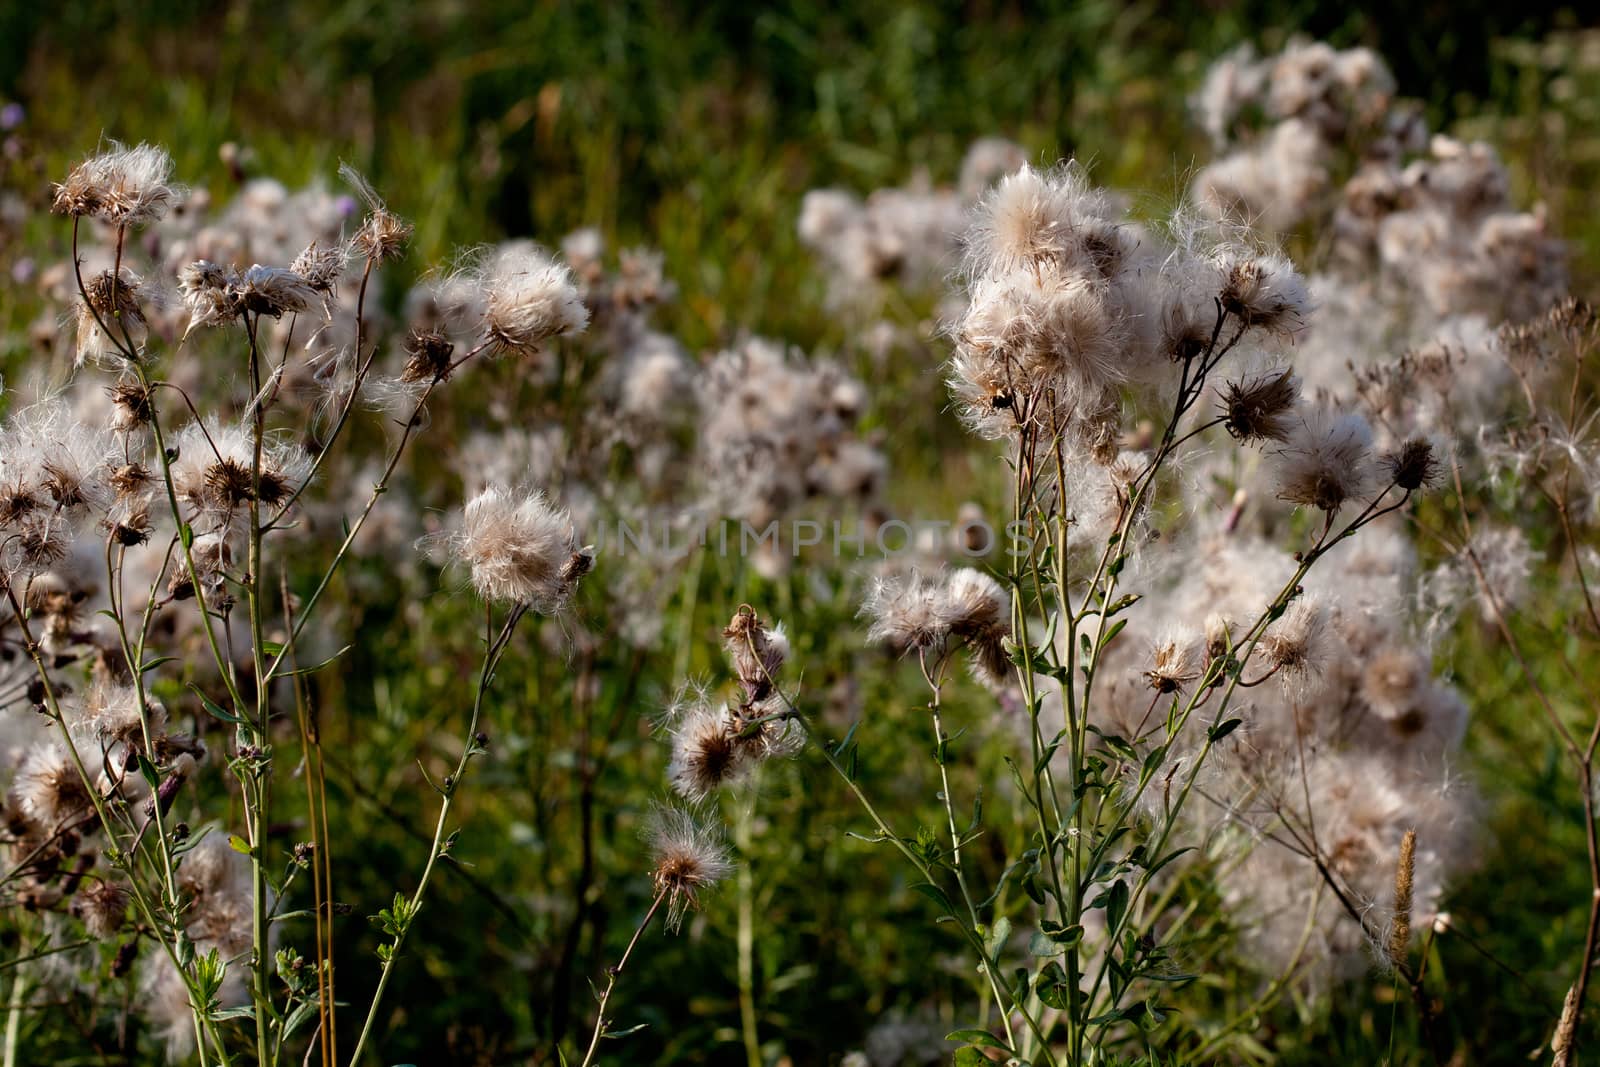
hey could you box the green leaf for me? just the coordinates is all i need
[1028,931,1065,957]
[139,655,179,674]
[1097,618,1129,650]
[1144,847,1194,877]
[1104,593,1142,616]
[209,1005,256,1022]
[1034,961,1072,1010]
[1208,718,1243,743]
[190,684,246,725]
[279,643,353,677]
[910,882,955,915]
[1039,920,1084,947]
[945,1029,1008,1050]
[985,916,1012,957]
[1106,880,1129,934]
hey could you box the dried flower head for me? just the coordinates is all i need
[1221,368,1300,444]
[666,698,747,800]
[400,329,456,384]
[289,240,347,296]
[723,606,788,702]
[1258,598,1330,691]
[109,382,155,432]
[1274,411,1377,512]
[73,880,130,939]
[1145,634,1202,694]
[178,260,243,332]
[1384,438,1440,491]
[53,143,182,225]
[235,265,316,318]
[1216,251,1312,335]
[340,164,412,263]
[478,246,589,356]
[645,806,733,932]
[77,269,147,364]
[445,485,590,612]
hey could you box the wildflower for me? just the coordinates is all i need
[1220,368,1299,444]
[479,246,589,356]
[446,485,591,612]
[53,143,181,226]
[723,606,788,702]
[1273,410,1377,512]
[645,805,733,932]
[340,164,412,264]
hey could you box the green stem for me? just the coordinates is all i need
[345,606,526,1066]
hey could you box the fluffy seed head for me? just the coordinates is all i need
[1384,438,1440,491]
[666,700,747,801]
[1259,598,1330,689]
[479,246,589,356]
[1145,634,1202,694]
[1216,251,1313,335]
[646,806,733,932]
[340,164,412,263]
[178,260,243,331]
[1221,369,1300,444]
[12,743,94,828]
[446,485,590,612]
[53,143,182,225]
[235,265,316,318]
[73,880,130,939]
[1274,411,1377,512]
[943,568,1012,683]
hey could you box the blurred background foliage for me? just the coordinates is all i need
[3,2,1600,1064]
